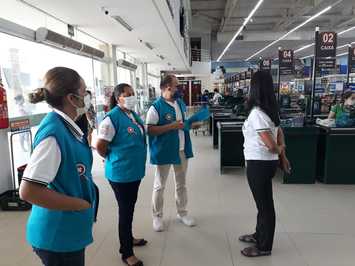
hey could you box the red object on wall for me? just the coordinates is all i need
[0,83,9,129]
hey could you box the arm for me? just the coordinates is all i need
[147,121,183,136]
[19,181,90,211]
[277,127,291,173]
[328,111,336,119]
[96,139,109,157]
[258,131,284,155]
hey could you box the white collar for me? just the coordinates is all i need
[53,108,84,138]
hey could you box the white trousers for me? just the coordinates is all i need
[152,151,189,218]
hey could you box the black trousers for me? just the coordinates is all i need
[246,160,278,252]
[33,248,85,266]
[109,180,141,260]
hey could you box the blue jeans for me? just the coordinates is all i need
[33,248,85,266]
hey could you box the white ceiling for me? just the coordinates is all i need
[191,0,355,61]
[25,0,189,70]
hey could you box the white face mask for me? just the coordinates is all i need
[123,95,137,110]
[74,94,91,119]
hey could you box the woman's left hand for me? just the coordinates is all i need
[280,155,291,174]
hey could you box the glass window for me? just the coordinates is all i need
[0,32,96,118]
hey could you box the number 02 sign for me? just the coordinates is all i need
[316,31,337,69]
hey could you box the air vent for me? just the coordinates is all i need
[35,27,105,59]
[117,59,137,71]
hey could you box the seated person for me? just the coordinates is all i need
[328,90,355,120]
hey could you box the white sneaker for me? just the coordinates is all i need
[177,214,196,227]
[153,217,164,232]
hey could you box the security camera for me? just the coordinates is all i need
[101,7,109,15]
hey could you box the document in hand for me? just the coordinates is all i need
[184,107,210,130]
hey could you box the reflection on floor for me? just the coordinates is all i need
[1,135,355,266]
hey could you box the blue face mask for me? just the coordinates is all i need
[173,91,180,99]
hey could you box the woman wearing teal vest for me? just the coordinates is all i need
[19,67,97,266]
[96,83,147,266]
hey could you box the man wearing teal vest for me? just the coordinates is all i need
[146,75,196,232]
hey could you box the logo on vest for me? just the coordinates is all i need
[77,163,86,176]
[165,113,173,121]
[127,127,136,134]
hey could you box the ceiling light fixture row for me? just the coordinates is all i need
[245,5,332,61]
[216,0,264,62]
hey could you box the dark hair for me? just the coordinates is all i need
[110,83,131,110]
[342,90,353,103]
[214,88,219,93]
[28,67,82,108]
[160,75,176,90]
[247,71,280,126]
[86,90,92,96]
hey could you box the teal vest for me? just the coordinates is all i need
[148,97,193,165]
[105,107,147,183]
[27,112,96,252]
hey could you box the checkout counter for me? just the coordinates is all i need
[212,112,245,148]
[316,126,355,184]
[217,122,245,173]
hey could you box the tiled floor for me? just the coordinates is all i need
[2,135,355,266]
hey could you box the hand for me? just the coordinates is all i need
[77,199,91,210]
[171,121,184,130]
[280,156,291,174]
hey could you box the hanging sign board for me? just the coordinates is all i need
[349,47,355,74]
[316,32,337,69]
[240,72,246,80]
[278,49,294,75]
[236,73,240,81]
[259,59,272,71]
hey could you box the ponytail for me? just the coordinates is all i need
[28,87,47,104]
[110,93,118,110]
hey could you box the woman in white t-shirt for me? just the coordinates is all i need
[240,71,291,257]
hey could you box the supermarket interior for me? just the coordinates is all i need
[1,0,355,266]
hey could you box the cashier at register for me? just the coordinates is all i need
[328,90,355,120]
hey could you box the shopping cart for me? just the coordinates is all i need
[187,102,210,136]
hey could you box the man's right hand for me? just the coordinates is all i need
[170,121,184,130]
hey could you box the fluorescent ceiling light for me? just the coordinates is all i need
[337,52,348,57]
[217,0,264,62]
[295,43,315,53]
[338,26,355,35]
[245,5,332,61]
[300,54,314,60]
[112,16,133,31]
[293,26,355,54]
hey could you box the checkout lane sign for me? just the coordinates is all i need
[349,47,355,74]
[10,119,30,133]
[259,59,272,71]
[316,32,337,69]
[278,49,294,75]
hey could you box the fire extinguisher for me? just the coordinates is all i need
[0,82,9,129]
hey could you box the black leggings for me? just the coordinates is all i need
[109,180,141,260]
[246,160,278,251]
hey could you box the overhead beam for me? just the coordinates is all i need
[219,0,240,32]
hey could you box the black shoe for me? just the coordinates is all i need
[122,258,144,266]
[133,238,148,247]
[238,234,257,244]
[241,246,271,257]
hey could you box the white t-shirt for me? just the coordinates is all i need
[146,100,185,151]
[212,93,223,105]
[22,109,85,185]
[242,107,279,161]
[98,110,144,142]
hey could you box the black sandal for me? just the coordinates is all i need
[241,246,271,257]
[122,258,144,266]
[133,238,148,247]
[238,234,257,244]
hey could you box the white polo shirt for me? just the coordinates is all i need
[22,109,85,186]
[146,100,185,151]
[242,107,279,161]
